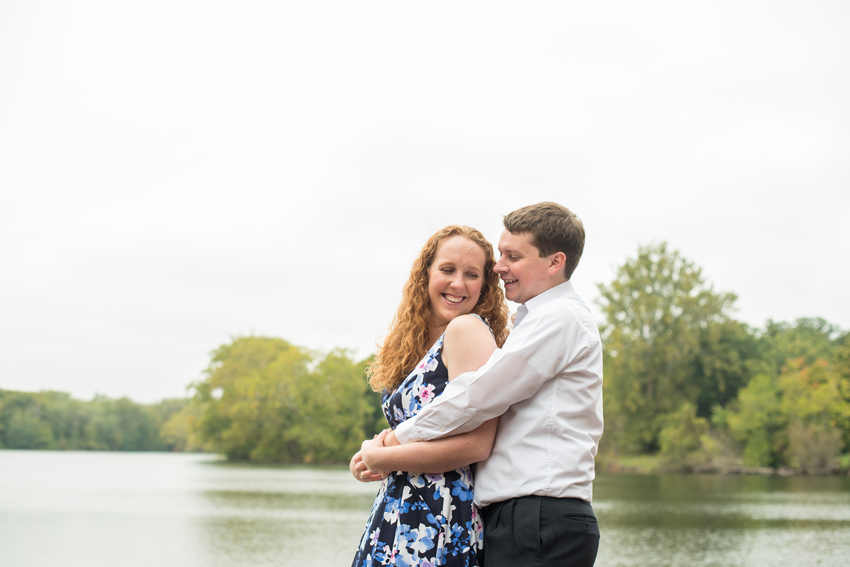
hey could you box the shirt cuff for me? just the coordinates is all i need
[394,407,480,444]
[393,419,421,444]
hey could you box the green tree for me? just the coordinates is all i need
[0,391,56,449]
[276,349,376,463]
[40,391,92,450]
[160,402,209,451]
[597,242,739,453]
[720,373,784,467]
[779,359,850,472]
[5,407,55,449]
[759,318,843,375]
[689,320,760,418]
[721,356,850,470]
[658,402,717,469]
[363,367,389,437]
[111,398,162,450]
[191,336,378,463]
[0,388,185,452]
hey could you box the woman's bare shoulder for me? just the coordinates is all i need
[445,314,496,347]
[444,315,497,379]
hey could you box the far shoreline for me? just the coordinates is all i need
[4,448,850,477]
[599,455,850,476]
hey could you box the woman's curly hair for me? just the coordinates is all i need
[368,225,509,393]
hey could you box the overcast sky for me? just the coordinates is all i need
[2,0,848,403]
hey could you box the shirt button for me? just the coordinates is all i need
[440,427,445,432]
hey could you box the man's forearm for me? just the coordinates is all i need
[395,345,547,444]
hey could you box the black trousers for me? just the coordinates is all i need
[480,495,600,567]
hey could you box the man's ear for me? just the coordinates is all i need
[547,252,567,276]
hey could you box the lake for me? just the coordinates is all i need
[1,451,848,566]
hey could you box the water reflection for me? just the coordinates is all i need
[593,474,850,567]
[1,452,848,567]
[189,462,377,566]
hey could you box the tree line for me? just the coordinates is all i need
[2,242,848,473]
[598,243,850,473]
[0,390,189,451]
[0,345,383,459]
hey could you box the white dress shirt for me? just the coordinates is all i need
[394,280,604,507]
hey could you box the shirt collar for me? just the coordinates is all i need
[514,280,575,327]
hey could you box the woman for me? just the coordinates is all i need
[350,225,509,567]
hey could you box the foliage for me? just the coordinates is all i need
[0,340,381,463]
[597,242,738,452]
[0,390,177,451]
[780,358,850,472]
[689,320,760,418]
[719,373,784,467]
[190,336,382,463]
[658,402,718,469]
[758,318,843,375]
[717,356,850,470]
[598,243,849,473]
[159,402,210,452]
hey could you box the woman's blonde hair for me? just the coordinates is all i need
[368,225,509,393]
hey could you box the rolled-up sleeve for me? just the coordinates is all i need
[394,306,575,444]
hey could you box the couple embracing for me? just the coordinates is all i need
[350,202,603,567]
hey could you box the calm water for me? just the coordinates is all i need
[1,452,848,566]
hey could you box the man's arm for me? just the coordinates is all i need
[394,303,590,444]
[361,418,498,473]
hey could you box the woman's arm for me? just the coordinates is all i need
[360,418,497,474]
[360,315,499,474]
[350,449,386,482]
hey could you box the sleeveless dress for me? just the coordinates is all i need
[351,333,483,567]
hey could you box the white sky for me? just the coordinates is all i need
[2,1,848,403]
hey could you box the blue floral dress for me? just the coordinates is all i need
[352,333,483,567]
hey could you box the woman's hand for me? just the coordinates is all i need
[359,429,390,472]
[349,450,384,483]
[383,429,400,447]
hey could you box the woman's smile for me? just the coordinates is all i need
[427,236,486,339]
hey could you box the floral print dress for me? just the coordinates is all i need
[352,333,483,567]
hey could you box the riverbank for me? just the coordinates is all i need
[598,453,850,476]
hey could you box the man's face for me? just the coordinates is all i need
[494,229,556,305]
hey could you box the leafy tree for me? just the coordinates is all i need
[780,358,850,472]
[835,335,850,456]
[714,319,850,470]
[191,336,378,463]
[110,398,162,450]
[759,318,843,375]
[658,402,717,469]
[5,407,55,449]
[39,392,89,450]
[0,389,176,451]
[719,373,784,467]
[150,398,188,426]
[689,320,760,418]
[0,391,56,449]
[720,356,850,470]
[191,336,309,460]
[160,402,209,451]
[597,243,739,452]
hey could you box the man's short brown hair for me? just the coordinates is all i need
[503,201,585,280]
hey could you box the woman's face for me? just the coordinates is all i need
[427,235,487,335]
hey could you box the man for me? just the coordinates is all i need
[390,201,604,566]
